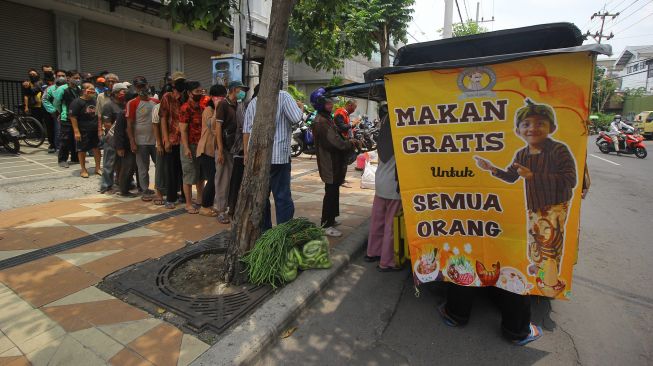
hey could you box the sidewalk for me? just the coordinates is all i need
[0,158,374,366]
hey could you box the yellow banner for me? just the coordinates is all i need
[385,52,594,299]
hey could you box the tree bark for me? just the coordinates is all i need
[222,0,296,285]
[379,23,390,67]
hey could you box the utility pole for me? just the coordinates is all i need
[586,11,618,43]
[443,0,454,38]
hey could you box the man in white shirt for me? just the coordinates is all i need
[609,115,634,154]
[243,86,304,230]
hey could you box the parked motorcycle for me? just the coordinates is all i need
[595,130,647,159]
[353,116,378,152]
[291,118,317,157]
[0,106,22,154]
[16,106,46,148]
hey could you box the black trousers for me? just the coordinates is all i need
[164,145,183,203]
[321,183,340,227]
[445,284,531,341]
[199,154,216,208]
[42,111,56,147]
[119,151,136,195]
[228,156,245,214]
[58,124,78,163]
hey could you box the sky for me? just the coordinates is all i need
[408,0,653,59]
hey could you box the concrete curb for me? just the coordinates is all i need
[191,219,370,366]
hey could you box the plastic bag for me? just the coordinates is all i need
[361,160,377,189]
[356,153,368,171]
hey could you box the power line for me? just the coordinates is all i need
[617,0,641,13]
[462,0,470,20]
[586,11,620,43]
[605,0,652,30]
[454,0,465,23]
[608,0,628,11]
[614,11,653,33]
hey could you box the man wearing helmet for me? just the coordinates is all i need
[609,114,634,154]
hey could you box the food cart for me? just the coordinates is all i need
[327,23,610,299]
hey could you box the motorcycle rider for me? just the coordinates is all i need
[609,115,634,154]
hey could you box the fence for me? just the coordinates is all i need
[0,79,23,112]
[623,94,653,116]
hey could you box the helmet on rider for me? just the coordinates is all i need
[614,114,622,121]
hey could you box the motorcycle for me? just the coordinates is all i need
[291,118,317,157]
[353,116,378,152]
[595,130,647,159]
[16,106,46,148]
[0,106,22,154]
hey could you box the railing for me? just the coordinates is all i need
[0,79,23,112]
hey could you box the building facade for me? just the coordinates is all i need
[613,46,653,94]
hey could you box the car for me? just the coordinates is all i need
[633,111,653,139]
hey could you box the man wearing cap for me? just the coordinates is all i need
[243,83,304,230]
[212,80,248,222]
[53,70,82,167]
[126,76,159,200]
[159,71,186,208]
[99,82,128,194]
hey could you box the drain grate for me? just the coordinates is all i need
[99,231,272,334]
[0,209,185,270]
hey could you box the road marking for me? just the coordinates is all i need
[18,155,61,173]
[589,153,621,166]
[0,171,67,181]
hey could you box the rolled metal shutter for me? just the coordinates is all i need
[79,20,167,87]
[184,45,215,89]
[0,0,56,81]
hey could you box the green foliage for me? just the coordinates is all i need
[288,0,414,70]
[161,0,235,35]
[593,112,615,131]
[592,66,618,113]
[451,19,487,37]
[327,75,344,87]
[287,84,307,102]
[622,87,647,98]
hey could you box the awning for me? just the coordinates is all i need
[324,80,386,102]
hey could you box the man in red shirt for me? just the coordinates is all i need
[179,80,205,214]
[159,72,185,208]
[126,76,159,201]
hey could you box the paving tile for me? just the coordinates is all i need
[176,335,209,366]
[0,355,31,366]
[0,293,34,328]
[0,201,89,229]
[0,226,88,250]
[43,300,149,332]
[0,257,100,308]
[58,239,127,254]
[16,324,66,355]
[115,214,159,223]
[60,209,107,218]
[80,202,122,210]
[0,333,15,355]
[109,228,162,240]
[73,223,125,235]
[98,318,162,345]
[1,309,60,350]
[55,250,123,267]
[145,215,223,242]
[0,250,37,262]
[45,286,115,308]
[70,327,124,361]
[127,323,183,366]
[96,201,161,216]
[47,335,106,366]
[15,219,68,229]
[0,348,22,358]
[58,215,128,226]
[80,249,153,278]
[109,348,154,366]
[24,336,62,366]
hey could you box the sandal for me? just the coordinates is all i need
[80,171,89,178]
[164,202,175,209]
[199,207,219,217]
[217,212,230,224]
[95,168,103,176]
[153,198,165,206]
[185,207,199,214]
[141,195,154,202]
[513,324,543,346]
[364,255,380,262]
[438,304,459,327]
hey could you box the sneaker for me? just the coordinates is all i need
[324,227,342,237]
[58,161,69,168]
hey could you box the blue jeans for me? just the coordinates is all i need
[263,163,294,230]
[100,143,116,191]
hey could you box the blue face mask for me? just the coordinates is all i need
[237,90,246,101]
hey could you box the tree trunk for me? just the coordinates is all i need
[379,23,390,67]
[222,0,296,285]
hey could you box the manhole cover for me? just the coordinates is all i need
[100,232,272,334]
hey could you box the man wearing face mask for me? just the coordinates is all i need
[42,69,66,153]
[213,80,248,223]
[159,71,187,208]
[99,82,128,194]
[126,76,159,201]
[53,70,82,167]
[22,69,44,125]
[69,82,101,178]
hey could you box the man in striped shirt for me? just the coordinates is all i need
[475,99,576,288]
[243,86,304,230]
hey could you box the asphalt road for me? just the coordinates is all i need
[254,137,653,366]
